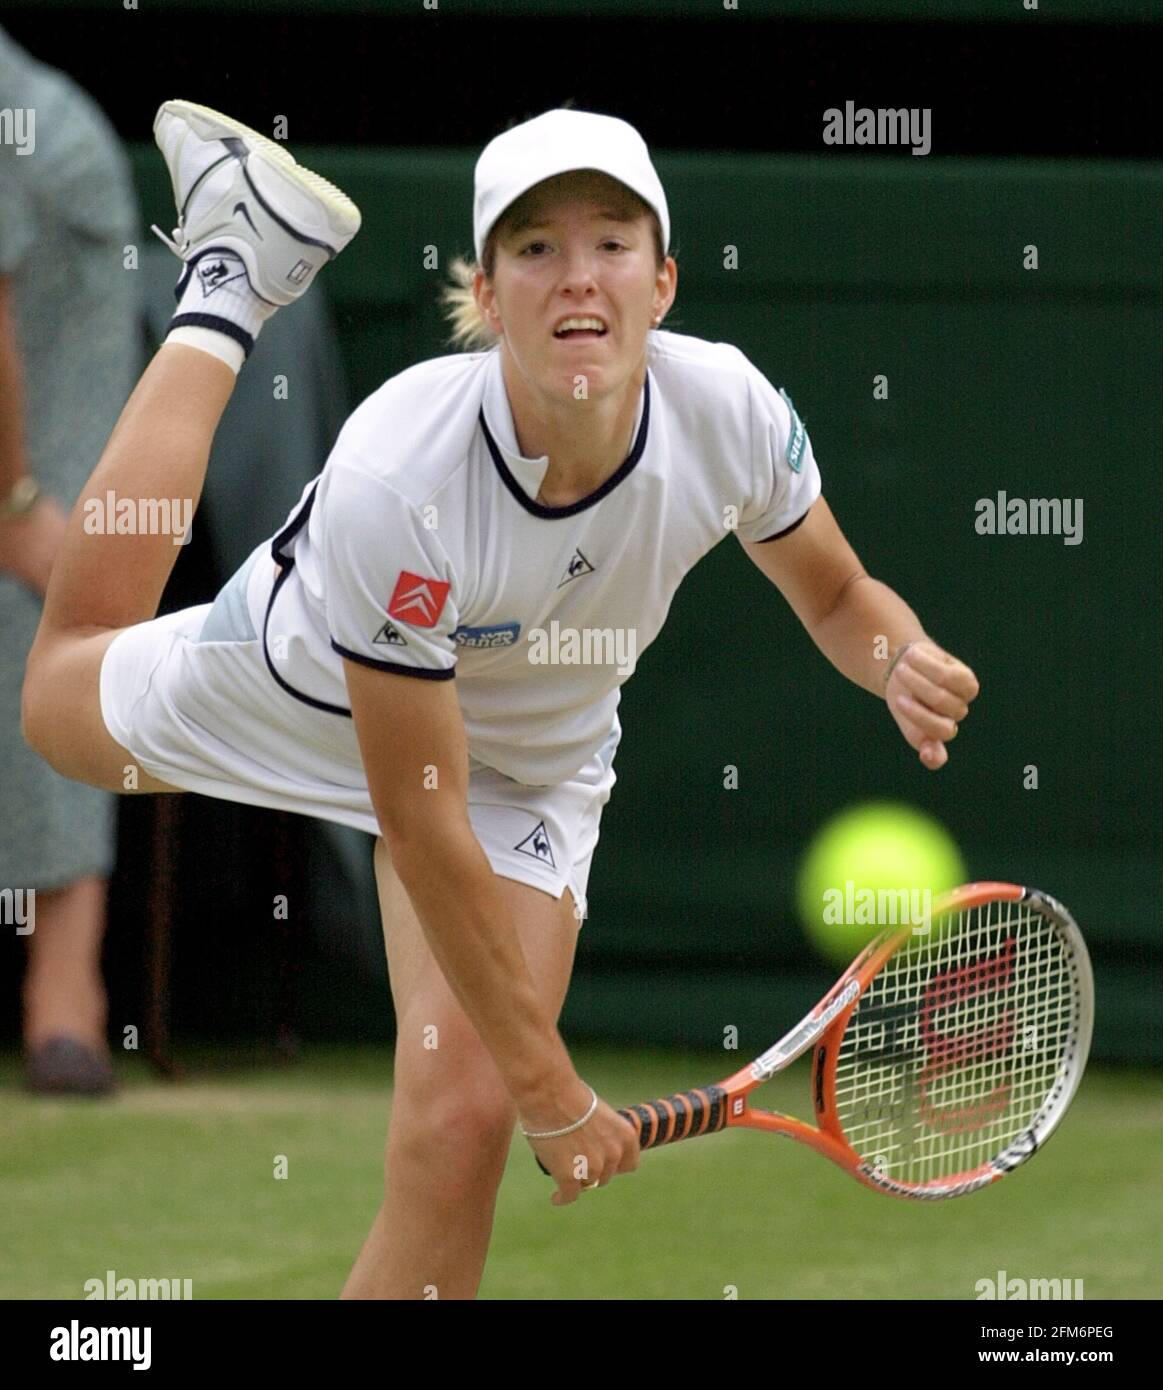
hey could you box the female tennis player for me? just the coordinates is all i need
[19,102,979,1298]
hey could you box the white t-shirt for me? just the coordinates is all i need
[262,329,822,787]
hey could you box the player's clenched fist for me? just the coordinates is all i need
[522,1087,640,1206]
[885,638,980,770]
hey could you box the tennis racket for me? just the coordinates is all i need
[547,882,1093,1199]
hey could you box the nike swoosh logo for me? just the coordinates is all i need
[233,201,262,238]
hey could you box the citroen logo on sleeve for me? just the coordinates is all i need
[387,572,451,628]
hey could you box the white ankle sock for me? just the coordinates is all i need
[164,325,247,374]
[166,249,279,371]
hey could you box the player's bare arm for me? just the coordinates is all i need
[343,658,638,1203]
[738,496,980,770]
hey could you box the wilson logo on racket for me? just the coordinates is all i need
[387,572,451,628]
[561,884,1094,1202]
[917,938,1017,1131]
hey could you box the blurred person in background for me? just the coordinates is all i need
[0,26,142,1093]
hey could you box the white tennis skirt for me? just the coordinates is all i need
[98,544,620,914]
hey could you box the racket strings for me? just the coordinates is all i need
[832,899,1082,1188]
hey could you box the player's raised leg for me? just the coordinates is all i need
[340,839,582,1301]
[22,100,361,791]
[22,345,234,792]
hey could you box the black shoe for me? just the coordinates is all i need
[25,1036,117,1097]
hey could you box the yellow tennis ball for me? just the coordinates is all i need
[796,801,966,967]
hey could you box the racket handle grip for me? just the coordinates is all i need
[618,1086,729,1150]
[530,1085,728,1175]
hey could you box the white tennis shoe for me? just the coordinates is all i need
[150,99,361,309]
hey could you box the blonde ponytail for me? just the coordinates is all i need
[439,254,498,352]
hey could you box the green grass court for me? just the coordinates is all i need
[3,1046,1160,1301]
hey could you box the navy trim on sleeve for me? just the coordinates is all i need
[751,498,816,543]
[331,640,457,681]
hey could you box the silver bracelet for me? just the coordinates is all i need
[519,1085,598,1140]
[883,640,917,693]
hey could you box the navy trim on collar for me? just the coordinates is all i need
[478,372,651,519]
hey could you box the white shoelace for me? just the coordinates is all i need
[150,223,186,256]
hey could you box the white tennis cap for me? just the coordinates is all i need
[473,108,670,262]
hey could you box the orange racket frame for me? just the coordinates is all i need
[612,882,1093,1200]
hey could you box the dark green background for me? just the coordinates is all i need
[127,144,1159,1060]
